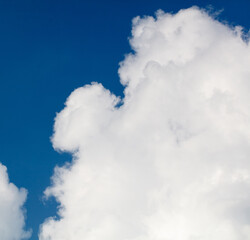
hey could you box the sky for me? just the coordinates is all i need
[1,0,250,239]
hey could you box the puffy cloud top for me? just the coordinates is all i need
[0,163,30,240]
[40,7,250,240]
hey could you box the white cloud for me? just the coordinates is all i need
[39,6,250,240]
[0,163,31,240]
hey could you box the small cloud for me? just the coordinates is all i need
[0,163,31,240]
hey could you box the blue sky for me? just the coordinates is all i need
[1,0,250,239]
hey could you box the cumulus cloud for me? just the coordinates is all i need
[0,163,30,240]
[39,6,250,240]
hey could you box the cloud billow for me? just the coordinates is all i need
[39,7,250,240]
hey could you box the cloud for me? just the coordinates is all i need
[0,163,31,240]
[39,6,250,240]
